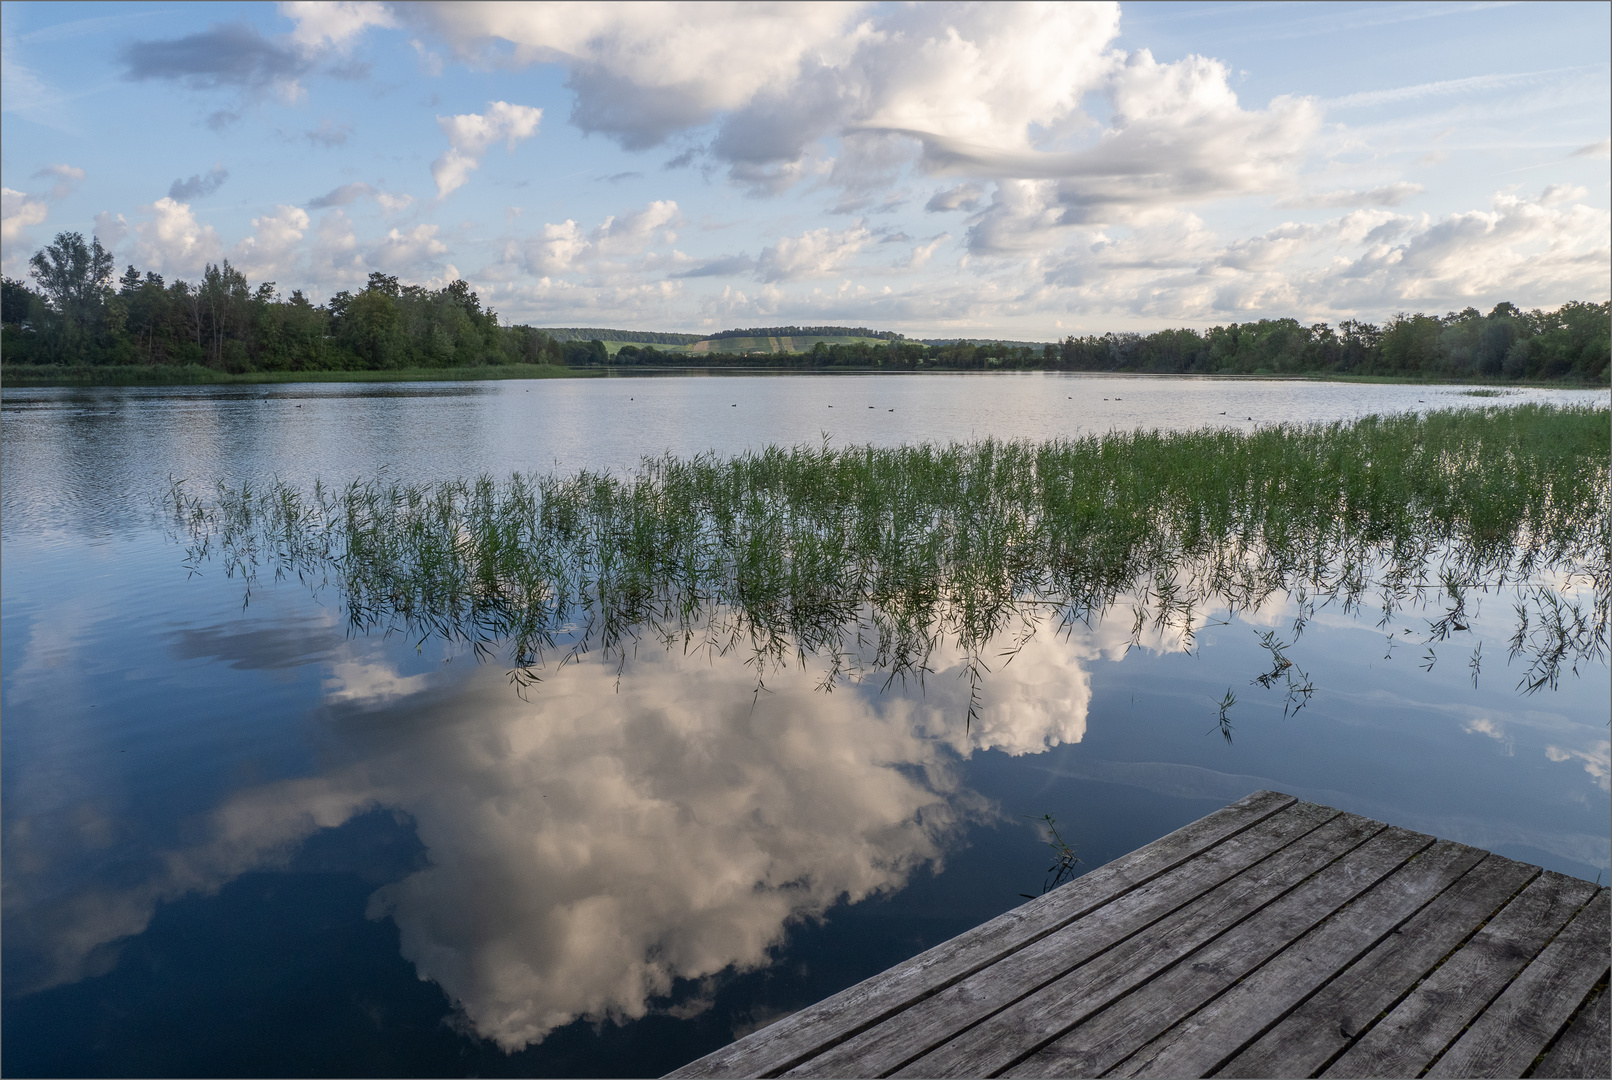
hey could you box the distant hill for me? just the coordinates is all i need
[533,326,1055,355]
[684,333,892,355]
[535,325,905,356]
[538,328,703,344]
[706,325,902,341]
[917,337,1054,349]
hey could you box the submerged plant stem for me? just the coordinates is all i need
[170,405,1611,718]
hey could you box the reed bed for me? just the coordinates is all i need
[170,405,1610,717]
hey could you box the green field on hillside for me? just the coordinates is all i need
[682,334,891,355]
[600,341,685,355]
[597,335,896,356]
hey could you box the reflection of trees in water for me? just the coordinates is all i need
[172,405,1609,724]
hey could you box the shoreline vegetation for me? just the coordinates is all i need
[6,365,1605,391]
[4,232,1608,388]
[1,362,589,386]
[5,364,1604,390]
[174,404,1609,731]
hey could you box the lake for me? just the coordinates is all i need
[3,372,1608,1077]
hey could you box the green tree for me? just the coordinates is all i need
[199,261,251,369]
[1,277,42,326]
[28,231,114,330]
[335,284,403,368]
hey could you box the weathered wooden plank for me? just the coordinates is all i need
[784,801,1340,1078]
[1534,983,1610,1080]
[893,811,1387,1079]
[1426,888,1610,1078]
[666,789,1296,1079]
[1214,853,1539,1079]
[1321,871,1602,1079]
[1109,837,1487,1079]
[1005,825,1434,1078]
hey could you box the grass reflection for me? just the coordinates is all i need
[170,405,1609,724]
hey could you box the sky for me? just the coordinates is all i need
[2,0,1608,337]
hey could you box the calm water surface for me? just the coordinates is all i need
[3,373,1608,1077]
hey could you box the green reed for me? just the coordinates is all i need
[170,404,1610,718]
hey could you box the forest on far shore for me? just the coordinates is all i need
[3,232,1608,382]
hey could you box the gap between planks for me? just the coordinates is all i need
[667,791,1609,1080]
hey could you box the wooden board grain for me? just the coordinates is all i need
[1534,982,1611,1080]
[1006,825,1433,1078]
[666,789,1297,1078]
[895,812,1387,1079]
[1110,838,1487,1079]
[664,792,1607,1080]
[1321,871,1602,1078]
[784,800,1339,1078]
[1214,852,1540,1079]
[1426,888,1610,1078]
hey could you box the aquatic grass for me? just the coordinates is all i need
[1022,814,1081,898]
[170,404,1610,720]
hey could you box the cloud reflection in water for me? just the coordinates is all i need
[17,626,1109,1049]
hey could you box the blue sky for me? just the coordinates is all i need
[2,0,1607,336]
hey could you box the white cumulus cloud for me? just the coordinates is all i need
[521,200,681,278]
[756,224,871,282]
[412,0,863,150]
[373,223,449,273]
[232,204,310,280]
[121,197,224,279]
[409,1,1319,215]
[989,184,1609,325]
[1,186,49,246]
[281,0,397,50]
[431,101,542,197]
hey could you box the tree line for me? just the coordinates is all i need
[703,325,901,341]
[2,232,563,371]
[609,306,1608,382]
[3,231,1606,382]
[1042,306,1609,382]
[541,327,701,345]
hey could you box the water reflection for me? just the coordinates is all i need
[1546,741,1612,788]
[5,389,1608,1073]
[10,625,1121,1049]
[7,379,1606,539]
[172,407,1608,724]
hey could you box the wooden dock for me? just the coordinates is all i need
[668,790,1610,1079]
